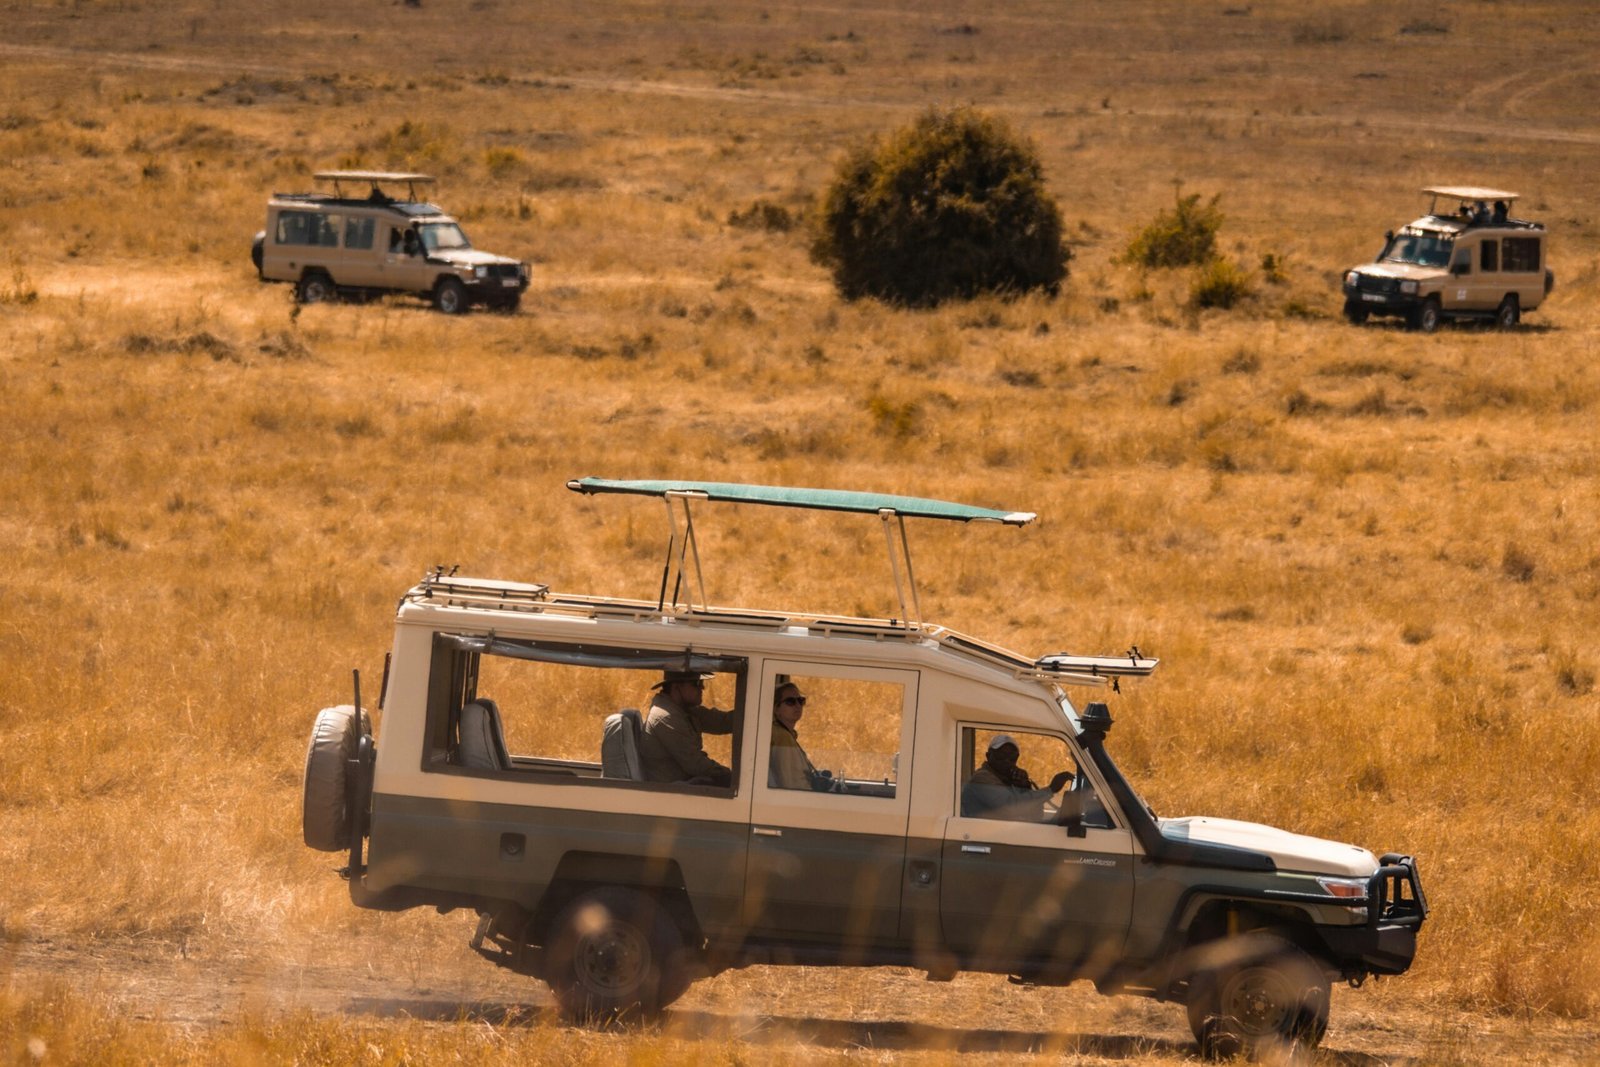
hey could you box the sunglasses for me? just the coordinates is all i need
[779,696,807,707]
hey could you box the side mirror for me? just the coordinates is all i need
[1055,790,1089,837]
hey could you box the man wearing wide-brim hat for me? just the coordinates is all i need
[638,669,734,786]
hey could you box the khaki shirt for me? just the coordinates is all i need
[960,763,1053,820]
[768,720,818,790]
[638,692,734,784]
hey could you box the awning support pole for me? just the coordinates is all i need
[879,509,920,629]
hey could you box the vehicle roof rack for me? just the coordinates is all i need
[567,477,1034,629]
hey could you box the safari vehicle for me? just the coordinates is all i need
[301,478,1427,1059]
[252,170,528,313]
[1342,185,1553,331]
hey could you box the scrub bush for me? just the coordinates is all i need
[1125,189,1223,269]
[810,108,1070,307]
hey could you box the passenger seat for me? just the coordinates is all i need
[601,708,645,780]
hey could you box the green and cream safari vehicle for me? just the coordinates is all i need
[252,170,529,314]
[1342,185,1552,332]
[302,479,1426,1058]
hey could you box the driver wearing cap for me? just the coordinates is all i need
[639,669,735,786]
[961,734,1072,820]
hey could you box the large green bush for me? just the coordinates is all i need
[810,108,1070,307]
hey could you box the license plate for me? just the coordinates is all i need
[502,278,520,287]
[1361,292,1385,303]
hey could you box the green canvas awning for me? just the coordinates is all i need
[567,477,1035,526]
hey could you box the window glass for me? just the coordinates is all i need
[423,634,744,791]
[1480,239,1499,273]
[765,673,904,798]
[315,213,341,247]
[419,221,472,252]
[960,727,1110,827]
[1503,237,1540,273]
[345,216,376,251]
[275,210,312,246]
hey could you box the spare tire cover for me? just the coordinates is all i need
[303,705,360,852]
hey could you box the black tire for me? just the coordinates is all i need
[433,277,468,314]
[1343,301,1369,325]
[251,232,265,278]
[1495,294,1520,329]
[491,294,521,314]
[302,705,360,852]
[296,272,335,305]
[544,888,687,1023]
[1408,297,1441,333]
[1186,933,1330,1061]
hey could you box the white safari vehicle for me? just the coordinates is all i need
[1342,185,1552,331]
[252,171,529,313]
[302,479,1427,1058]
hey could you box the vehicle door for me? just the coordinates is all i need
[940,725,1133,973]
[379,222,432,293]
[338,213,383,288]
[1448,236,1491,311]
[743,663,918,945]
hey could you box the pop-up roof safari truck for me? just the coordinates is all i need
[301,479,1427,1059]
[1342,185,1551,332]
[252,170,528,313]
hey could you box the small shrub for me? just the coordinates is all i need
[2,266,38,305]
[483,146,525,177]
[865,392,921,438]
[1501,543,1536,583]
[810,107,1070,307]
[728,200,796,232]
[1124,189,1223,269]
[1189,256,1251,309]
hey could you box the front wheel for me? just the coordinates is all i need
[1408,297,1441,333]
[1342,300,1369,325]
[544,888,689,1023]
[433,277,468,315]
[1495,295,1520,329]
[1186,933,1330,1061]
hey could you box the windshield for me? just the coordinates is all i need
[1380,231,1453,268]
[418,222,472,252]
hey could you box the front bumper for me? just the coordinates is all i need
[1343,283,1422,314]
[1318,854,1429,976]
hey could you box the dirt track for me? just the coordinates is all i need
[8,933,1600,1064]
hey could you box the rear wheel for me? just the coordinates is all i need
[296,271,335,305]
[433,277,468,314]
[1495,294,1520,329]
[1408,297,1441,333]
[1186,933,1330,1061]
[544,889,688,1023]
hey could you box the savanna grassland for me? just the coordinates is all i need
[3,0,1600,1062]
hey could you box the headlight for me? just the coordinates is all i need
[1400,280,1418,295]
[1345,271,1359,287]
[474,266,489,279]
[1317,875,1369,901]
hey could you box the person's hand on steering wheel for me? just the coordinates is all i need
[1048,770,1073,794]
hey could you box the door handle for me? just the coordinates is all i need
[960,844,991,855]
[753,827,783,838]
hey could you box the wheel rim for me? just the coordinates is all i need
[573,921,650,996]
[1219,965,1299,1037]
[439,285,463,313]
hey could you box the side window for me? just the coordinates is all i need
[1503,237,1541,273]
[422,633,745,794]
[959,727,1110,827]
[315,213,342,247]
[274,210,312,246]
[345,216,376,251]
[764,672,905,798]
[1450,249,1472,275]
[1480,239,1499,273]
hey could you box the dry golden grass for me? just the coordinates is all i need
[5,0,1600,1061]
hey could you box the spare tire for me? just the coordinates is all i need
[303,705,361,852]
